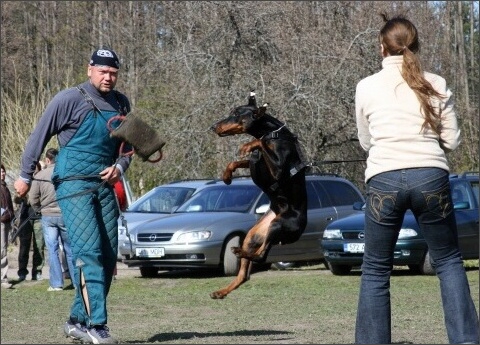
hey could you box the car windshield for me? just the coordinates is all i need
[175,185,261,213]
[127,187,196,213]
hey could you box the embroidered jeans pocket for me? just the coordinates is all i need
[368,187,398,223]
[422,184,452,219]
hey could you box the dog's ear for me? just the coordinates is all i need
[248,90,257,108]
[253,103,268,119]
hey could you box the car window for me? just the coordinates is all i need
[317,180,363,206]
[470,181,479,207]
[451,181,469,204]
[177,185,261,213]
[216,188,259,211]
[129,187,196,213]
[256,193,270,209]
[306,181,322,209]
[309,181,333,207]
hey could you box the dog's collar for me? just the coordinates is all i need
[261,124,285,140]
[261,124,297,141]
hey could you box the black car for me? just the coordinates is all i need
[321,172,479,275]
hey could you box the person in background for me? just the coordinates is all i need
[60,241,71,280]
[15,162,44,281]
[1,163,15,289]
[14,47,131,344]
[354,13,479,344]
[30,148,75,291]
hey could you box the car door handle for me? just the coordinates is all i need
[326,217,334,221]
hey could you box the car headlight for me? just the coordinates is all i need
[323,229,342,239]
[398,228,418,239]
[176,231,212,243]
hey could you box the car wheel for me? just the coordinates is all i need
[419,251,436,275]
[139,267,158,278]
[407,264,422,274]
[271,262,297,270]
[326,261,352,275]
[223,235,241,276]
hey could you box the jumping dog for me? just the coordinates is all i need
[209,91,308,299]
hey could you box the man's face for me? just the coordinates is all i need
[88,65,119,93]
[1,168,6,182]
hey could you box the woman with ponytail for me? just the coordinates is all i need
[354,13,479,344]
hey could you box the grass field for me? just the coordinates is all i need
[1,262,478,344]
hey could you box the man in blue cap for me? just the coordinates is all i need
[15,48,131,344]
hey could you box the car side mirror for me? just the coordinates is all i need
[353,201,365,211]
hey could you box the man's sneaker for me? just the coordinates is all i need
[86,325,117,344]
[64,318,90,343]
[17,274,26,282]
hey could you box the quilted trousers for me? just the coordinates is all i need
[56,175,118,326]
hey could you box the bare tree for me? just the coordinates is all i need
[1,1,478,195]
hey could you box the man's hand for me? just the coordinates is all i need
[14,179,30,198]
[99,166,120,185]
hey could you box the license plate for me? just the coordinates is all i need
[344,243,365,253]
[136,247,165,258]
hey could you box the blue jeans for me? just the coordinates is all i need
[355,168,479,344]
[42,215,75,289]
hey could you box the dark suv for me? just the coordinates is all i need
[120,174,365,276]
[322,172,479,275]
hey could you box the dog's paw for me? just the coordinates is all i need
[210,291,226,299]
[239,147,250,157]
[222,171,232,185]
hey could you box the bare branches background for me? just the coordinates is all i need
[1,1,478,195]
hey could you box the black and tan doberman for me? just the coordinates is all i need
[209,91,308,299]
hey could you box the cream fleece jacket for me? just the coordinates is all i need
[355,55,460,183]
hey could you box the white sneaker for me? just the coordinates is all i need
[1,279,12,289]
[47,286,63,291]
